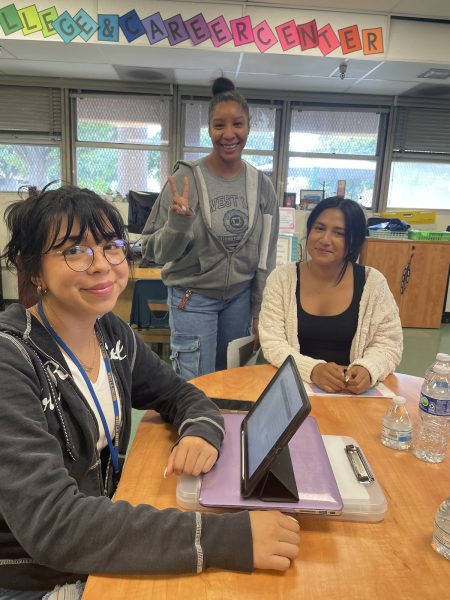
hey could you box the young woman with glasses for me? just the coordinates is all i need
[0,184,299,598]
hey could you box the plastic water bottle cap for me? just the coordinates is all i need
[432,364,450,375]
[392,395,406,405]
[436,353,450,362]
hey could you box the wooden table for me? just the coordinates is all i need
[113,265,162,322]
[83,366,450,599]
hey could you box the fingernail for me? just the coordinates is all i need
[181,206,187,213]
[286,515,298,523]
[163,467,168,479]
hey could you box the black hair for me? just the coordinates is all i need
[208,76,250,124]
[306,196,367,281]
[1,184,130,290]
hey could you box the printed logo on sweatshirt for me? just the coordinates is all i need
[41,395,55,412]
[223,209,248,234]
[109,340,126,361]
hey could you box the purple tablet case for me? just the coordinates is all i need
[199,414,343,514]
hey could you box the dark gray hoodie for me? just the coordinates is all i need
[0,304,253,590]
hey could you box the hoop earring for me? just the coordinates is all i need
[36,285,48,296]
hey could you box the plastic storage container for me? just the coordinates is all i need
[408,230,450,242]
[177,436,388,523]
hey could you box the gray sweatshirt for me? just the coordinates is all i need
[142,160,279,317]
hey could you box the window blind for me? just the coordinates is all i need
[393,106,450,155]
[0,86,62,136]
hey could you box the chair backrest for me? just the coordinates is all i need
[130,279,169,329]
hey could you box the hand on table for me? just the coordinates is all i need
[344,365,371,394]
[168,175,194,216]
[250,511,300,571]
[165,436,218,477]
[311,362,347,393]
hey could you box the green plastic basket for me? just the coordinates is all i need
[407,230,450,242]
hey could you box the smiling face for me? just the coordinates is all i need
[306,208,348,267]
[37,218,129,324]
[208,100,249,165]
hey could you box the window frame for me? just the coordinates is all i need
[384,103,450,211]
[71,91,173,194]
[180,95,283,190]
[0,85,64,192]
[283,103,389,210]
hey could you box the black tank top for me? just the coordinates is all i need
[296,263,366,365]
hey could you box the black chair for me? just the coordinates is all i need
[129,279,170,355]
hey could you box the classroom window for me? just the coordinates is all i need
[74,94,171,197]
[388,161,450,209]
[0,85,62,191]
[387,106,450,209]
[287,108,381,207]
[182,100,279,179]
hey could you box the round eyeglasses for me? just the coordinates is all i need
[54,239,129,272]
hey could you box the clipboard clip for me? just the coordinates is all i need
[345,444,374,483]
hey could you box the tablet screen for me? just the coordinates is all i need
[246,358,307,478]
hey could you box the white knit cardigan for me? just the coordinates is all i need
[259,262,403,385]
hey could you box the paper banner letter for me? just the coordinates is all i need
[185,13,210,45]
[276,20,299,51]
[98,14,119,42]
[254,20,277,53]
[53,11,82,43]
[362,27,384,55]
[230,16,254,47]
[208,15,232,47]
[338,25,362,54]
[297,19,318,51]
[0,3,23,34]
[19,5,41,36]
[164,14,189,46]
[39,7,58,38]
[317,23,340,56]
[142,12,167,44]
[73,9,98,42]
[119,9,145,43]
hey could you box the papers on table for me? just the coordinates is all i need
[304,381,395,398]
[227,335,260,369]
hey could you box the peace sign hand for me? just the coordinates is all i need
[168,175,194,216]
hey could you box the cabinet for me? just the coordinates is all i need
[359,238,450,328]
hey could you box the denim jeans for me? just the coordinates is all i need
[167,286,252,380]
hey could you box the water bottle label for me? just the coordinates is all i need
[419,393,450,416]
[381,426,412,443]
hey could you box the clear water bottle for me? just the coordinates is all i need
[432,497,450,560]
[380,395,412,450]
[425,353,450,381]
[412,364,450,463]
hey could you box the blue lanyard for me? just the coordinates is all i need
[37,302,120,473]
